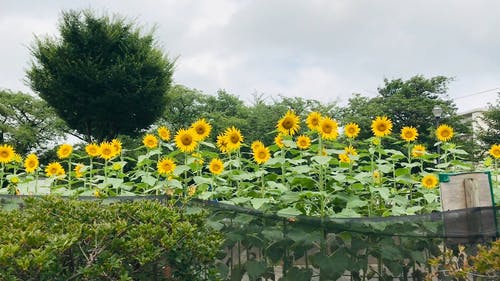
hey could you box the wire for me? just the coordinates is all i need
[454,87,500,100]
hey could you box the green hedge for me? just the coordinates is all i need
[0,196,223,281]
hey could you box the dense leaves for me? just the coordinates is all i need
[341,75,471,151]
[0,196,223,281]
[0,90,67,154]
[27,9,174,142]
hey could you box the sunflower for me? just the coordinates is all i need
[400,126,418,142]
[157,126,171,141]
[296,135,311,150]
[111,139,122,156]
[371,116,393,137]
[191,152,204,165]
[277,110,300,135]
[208,158,224,175]
[253,146,271,164]
[274,134,284,148]
[319,117,338,140]
[99,141,115,160]
[45,162,65,177]
[421,174,439,189]
[436,124,454,142]
[175,128,198,153]
[112,163,122,171]
[344,122,360,139]
[216,134,229,153]
[306,111,321,131]
[412,144,427,157]
[190,118,212,141]
[251,140,265,151]
[74,163,84,178]
[187,185,197,197]
[0,144,15,164]
[57,144,73,159]
[157,158,176,176]
[225,127,244,152]
[143,134,158,149]
[13,153,22,163]
[344,145,358,156]
[339,153,351,163]
[85,143,100,157]
[373,170,382,183]
[24,154,39,173]
[489,144,500,159]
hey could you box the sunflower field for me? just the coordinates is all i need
[0,110,499,217]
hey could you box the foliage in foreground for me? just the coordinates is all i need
[0,196,223,281]
[426,240,500,280]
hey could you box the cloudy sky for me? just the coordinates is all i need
[1,0,499,113]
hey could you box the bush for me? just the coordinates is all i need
[426,240,500,280]
[0,196,223,281]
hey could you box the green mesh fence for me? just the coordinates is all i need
[1,195,498,280]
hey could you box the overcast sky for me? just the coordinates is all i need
[1,0,499,113]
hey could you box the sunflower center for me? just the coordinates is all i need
[282,118,294,130]
[196,127,205,134]
[322,124,332,133]
[405,132,413,138]
[102,148,112,155]
[441,130,450,137]
[230,134,240,143]
[181,135,192,145]
[258,151,267,158]
[311,118,319,126]
[0,151,8,158]
[377,124,387,131]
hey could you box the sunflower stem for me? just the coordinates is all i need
[0,163,4,191]
[67,156,72,189]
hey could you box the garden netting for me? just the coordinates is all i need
[1,195,498,281]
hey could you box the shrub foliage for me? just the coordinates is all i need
[0,196,223,281]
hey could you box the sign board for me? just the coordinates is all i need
[439,172,495,211]
[439,172,497,243]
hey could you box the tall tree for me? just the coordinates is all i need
[478,94,500,148]
[27,9,174,142]
[341,75,470,150]
[0,90,67,154]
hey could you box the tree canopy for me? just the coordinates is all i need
[341,75,470,150]
[0,90,67,154]
[478,94,500,148]
[27,9,174,142]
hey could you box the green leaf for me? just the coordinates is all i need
[377,164,393,173]
[200,141,216,148]
[311,156,332,165]
[193,176,213,185]
[346,199,368,209]
[166,179,182,189]
[288,165,312,174]
[424,193,438,204]
[173,165,190,176]
[250,198,271,209]
[141,175,156,186]
[277,207,303,217]
[395,168,410,177]
[261,229,283,240]
[245,260,267,280]
[406,205,423,214]
[374,187,390,201]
